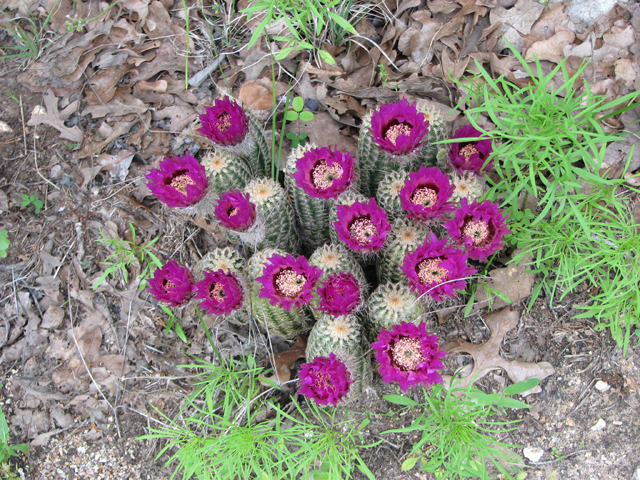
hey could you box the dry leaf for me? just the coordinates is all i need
[27,90,83,142]
[472,251,535,314]
[259,336,307,386]
[443,309,555,396]
[525,25,575,64]
[490,0,545,52]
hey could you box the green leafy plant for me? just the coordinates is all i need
[459,40,640,353]
[0,406,28,466]
[93,223,162,290]
[63,0,123,32]
[0,231,9,259]
[20,194,43,214]
[240,0,357,64]
[383,378,536,479]
[140,317,379,480]
[0,0,61,64]
[285,96,314,148]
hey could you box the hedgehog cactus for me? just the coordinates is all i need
[376,170,409,222]
[328,190,369,246]
[308,243,367,314]
[284,143,356,252]
[201,149,254,195]
[366,282,426,341]
[377,218,429,285]
[306,314,372,400]
[248,248,319,339]
[358,98,431,197]
[193,248,251,324]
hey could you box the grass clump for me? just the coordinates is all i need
[461,42,640,354]
[139,321,378,480]
[383,378,534,479]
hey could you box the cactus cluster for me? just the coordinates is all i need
[145,96,512,403]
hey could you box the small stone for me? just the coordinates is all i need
[591,418,606,431]
[595,380,611,392]
[613,420,623,426]
[631,464,640,480]
[50,165,63,180]
[0,120,12,133]
[523,447,544,462]
[32,105,46,116]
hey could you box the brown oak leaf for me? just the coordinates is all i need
[443,309,555,396]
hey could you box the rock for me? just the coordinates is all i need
[591,418,607,431]
[631,464,640,480]
[595,380,611,392]
[523,446,544,462]
[0,120,12,133]
[568,0,618,25]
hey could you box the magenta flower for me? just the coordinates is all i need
[298,353,353,406]
[399,166,455,221]
[371,322,446,392]
[449,125,493,174]
[444,199,511,261]
[317,272,362,316]
[214,191,257,231]
[334,198,391,253]
[147,260,195,307]
[370,98,429,155]
[199,97,249,146]
[195,270,244,315]
[291,146,355,199]
[256,254,323,311]
[401,232,477,301]
[145,154,208,208]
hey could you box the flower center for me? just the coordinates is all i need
[384,120,412,146]
[170,171,196,195]
[460,144,479,161]
[410,186,438,207]
[348,216,377,245]
[313,371,333,390]
[311,159,343,190]
[391,337,426,371]
[216,112,232,131]
[162,279,176,291]
[227,207,239,217]
[209,282,226,302]
[462,219,492,246]
[274,268,307,298]
[416,257,449,285]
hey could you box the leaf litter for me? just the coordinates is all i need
[1,0,640,478]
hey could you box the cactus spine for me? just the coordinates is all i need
[240,178,299,254]
[376,170,408,222]
[201,149,253,196]
[366,282,425,341]
[377,218,429,285]
[356,112,388,198]
[416,104,448,170]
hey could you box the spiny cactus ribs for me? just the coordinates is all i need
[145,95,511,401]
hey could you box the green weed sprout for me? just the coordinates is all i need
[285,96,314,148]
[0,231,9,259]
[383,377,536,479]
[20,194,43,214]
[93,223,162,290]
[240,0,357,64]
[0,0,61,64]
[0,406,28,466]
[460,40,640,354]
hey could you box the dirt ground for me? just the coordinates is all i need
[1,0,640,479]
